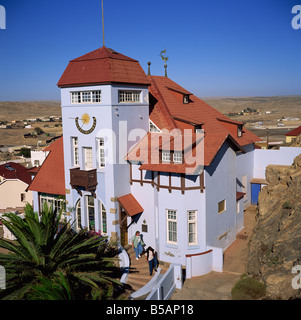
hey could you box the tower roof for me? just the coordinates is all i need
[57,46,150,88]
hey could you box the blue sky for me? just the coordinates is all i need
[0,0,300,100]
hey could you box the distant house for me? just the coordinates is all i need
[0,162,33,212]
[28,137,66,214]
[285,126,301,143]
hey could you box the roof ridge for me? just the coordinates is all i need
[149,77,178,131]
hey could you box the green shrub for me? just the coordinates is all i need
[231,276,266,300]
[282,201,292,209]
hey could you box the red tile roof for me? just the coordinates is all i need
[0,162,31,185]
[57,46,150,88]
[285,126,301,137]
[126,75,260,170]
[118,193,143,216]
[28,137,65,195]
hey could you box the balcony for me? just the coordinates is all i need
[70,167,98,198]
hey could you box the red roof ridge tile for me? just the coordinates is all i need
[285,125,301,136]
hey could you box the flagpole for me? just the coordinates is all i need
[102,0,105,47]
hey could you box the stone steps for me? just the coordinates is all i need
[125,247,156,292]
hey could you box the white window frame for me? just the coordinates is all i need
[118,90,141,103]
[86,195,95,231]
[83,147,93,170]
[173,151,182,164]
[99,200,107,235]
[40,193,66,214]
[188,210,197,245]
[97,138,105,168]
[237,125,243,137]
[166,209,177,245]
[149,120,161,133]
[71,90,101,104]
[75,199,82,231]
[71,137,79,167]
[162,150,171,163]
[218,199,226,214]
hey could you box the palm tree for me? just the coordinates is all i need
[0,203,121,300]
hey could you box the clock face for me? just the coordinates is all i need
[75,113,97,134]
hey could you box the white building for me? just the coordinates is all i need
[28,46,301,278]
[0,162,33,213]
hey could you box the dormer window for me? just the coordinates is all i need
[238,125,243,137]
[149,120,161,133]
[173,151,182,164]
[162,151,171,163]
[195,125,202,133]
[183,95,189,104]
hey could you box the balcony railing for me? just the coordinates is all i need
[70,168,98,197]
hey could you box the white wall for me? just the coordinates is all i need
[0,180,33,209]
[205,141,237,250]
[130,165,207,266]
[61,84,149,240]
[254,147,301,179]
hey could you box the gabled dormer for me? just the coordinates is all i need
[217,118,245,138]
[166,86,192,105]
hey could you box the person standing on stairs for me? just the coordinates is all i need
[132,231,144,260]
[145,246,158,276]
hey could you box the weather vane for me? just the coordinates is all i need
[160,49,168,77]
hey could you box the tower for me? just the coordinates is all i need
[57,46,150,241]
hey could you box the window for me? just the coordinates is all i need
[83,147,93,170]
[99,201,107,235]
[40,193,66,213]
[167,209,177,244]
[218,200,226,214]
[149,120,161,133]
[97,138,105,168]
[195,125,202,133]
[86,195,95,230]
[21,193,26,202]
[183,95,189,104]
[72,137,79,167]
[75,199,82,230]
[71,92,81,104]
[118,90,141,103]
[188,210,197,245]
[238,125,243,137]
[173,151,182,164]
[71,90,101,104]
[162,151,171,163]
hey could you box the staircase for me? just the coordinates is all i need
[126,247,154,292]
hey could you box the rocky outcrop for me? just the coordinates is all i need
[247,153,301,299]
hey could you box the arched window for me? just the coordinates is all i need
[75,199,82,230]
[99,200,107,235]
[86,195,95,230]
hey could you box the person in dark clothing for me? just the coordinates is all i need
[145,246,158,276]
